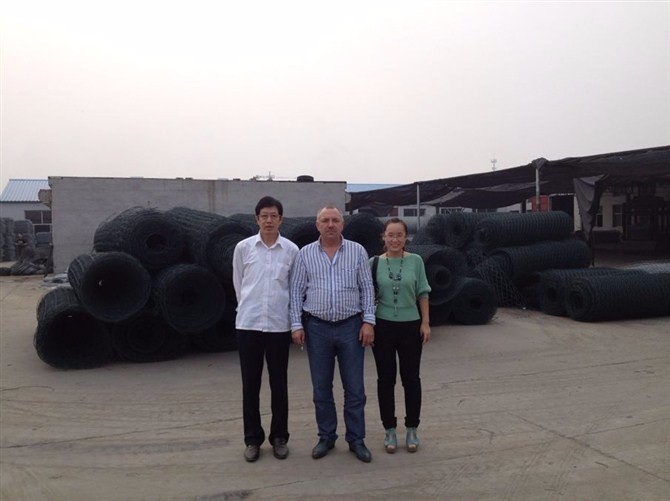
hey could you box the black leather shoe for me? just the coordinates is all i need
[244,444,260,462]
[348,441,372,463]
[272,438,289,459]
[311,439,335,459]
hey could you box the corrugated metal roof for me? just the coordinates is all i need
[346,183,400,193]
[0,179,50,202]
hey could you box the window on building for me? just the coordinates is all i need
[439,207,465,214]
[402,208,426,217]
[595,206,603,227]
[23,210,52,232]
[474,208,498,213]
[612,204,623,227]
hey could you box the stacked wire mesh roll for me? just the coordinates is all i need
[413,210,668,324]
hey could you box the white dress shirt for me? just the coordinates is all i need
[233,233,299,332]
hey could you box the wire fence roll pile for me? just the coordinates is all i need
[566,273,670,322]
[67,252,152,323]
[474,212,574,251]
[535,268,645,316]
[34,286,113,369]
[450,277,498,325]
[153,263,225,333]
[343,213,384,257]
[166,207,253,283]
[406,244,467,305]
[491,238,592,282]
[93,207,186,270]
[111,308,190,362]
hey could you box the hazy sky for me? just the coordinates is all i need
[2,1,669,189]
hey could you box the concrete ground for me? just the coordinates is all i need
[1,271,669,501]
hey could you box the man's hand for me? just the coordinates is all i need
[359,323,375,347]
[292,329,305,347]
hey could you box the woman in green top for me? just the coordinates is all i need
[370,218,431,453]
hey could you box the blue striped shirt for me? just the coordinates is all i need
[290,238,376,331]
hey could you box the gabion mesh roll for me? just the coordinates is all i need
[228,213,259,233]
[67,252,152,322]
[566,273,670,322]
[166,207,253,281]
[406,244,467,305]
[190,302,238,352]
[429,301,453,326]
[451,278,497,325]
[537,268,645,316]
[410,228,435,245]
[426,213,497,249]
[153,263,225,333]
[93,207,185,270]
[343,213,384,257]
[491,238,592,282]
[34,286,113,369]
[281,217,320,249]
[111,308,189,362]
[474,212,574,251]
[468,252,526,308]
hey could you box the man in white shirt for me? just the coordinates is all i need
[232,196,299,462]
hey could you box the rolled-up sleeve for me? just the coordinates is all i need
[289,253,307,331]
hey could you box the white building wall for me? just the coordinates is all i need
[0,202,50,221]
[50,176,345,273]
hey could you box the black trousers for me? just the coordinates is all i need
[236,330,291,446]
[371,318,423,429]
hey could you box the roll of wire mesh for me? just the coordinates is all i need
[491,238,592,282]
[450,278,497,325]
[190,301,238,352]
[566,273,670,322]
[429,301,453,326]
[343,212,384,257]
[166,207,253,282]
[281,217,320,248]
[474,211,574,251]
[406,244,467,305]
[67,252,152,322]
[426,212,499,249]
[93,207,185,270]
[34,286,113,369]
[111,307,189,362]
[153,263,225,333]
[536,267,645,316]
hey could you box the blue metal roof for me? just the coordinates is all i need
[346,183,400,193]
[0,179,50,202]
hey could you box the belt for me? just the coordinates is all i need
[303,312,360,326]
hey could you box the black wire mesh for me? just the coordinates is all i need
[153,263,225,333]
[491,238,592,282]
[468,249,527,308]
[410,228,436,245]
[620,262,670,274]
[451,278,497,325]
[566,273,670,322]
[166,207,253,282]
[343,213,384,257]
[429,301,453,326]
[93,207,185,270]
[536,268,645,316]
[426,213,498,249]
[281,217,320,248]
[111,308,189,362]
[406,244,467,305]
[190,301,238,352]
[34,286,113,369]
[67,252,152,322]
[474,211,574,251]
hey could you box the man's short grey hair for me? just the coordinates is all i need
[316,205,343,220]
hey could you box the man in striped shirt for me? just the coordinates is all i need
[289,205,376,463]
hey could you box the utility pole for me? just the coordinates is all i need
[491,158,497,171]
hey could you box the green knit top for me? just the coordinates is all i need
[370,253,431,322]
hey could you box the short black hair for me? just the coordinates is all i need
[255,196,284,216]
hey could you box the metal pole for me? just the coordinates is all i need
[416,183,421,229]
[535,165,541,212]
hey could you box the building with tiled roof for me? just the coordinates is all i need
[0,179,52,232]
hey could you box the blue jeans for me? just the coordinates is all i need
[304,314,367,444]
